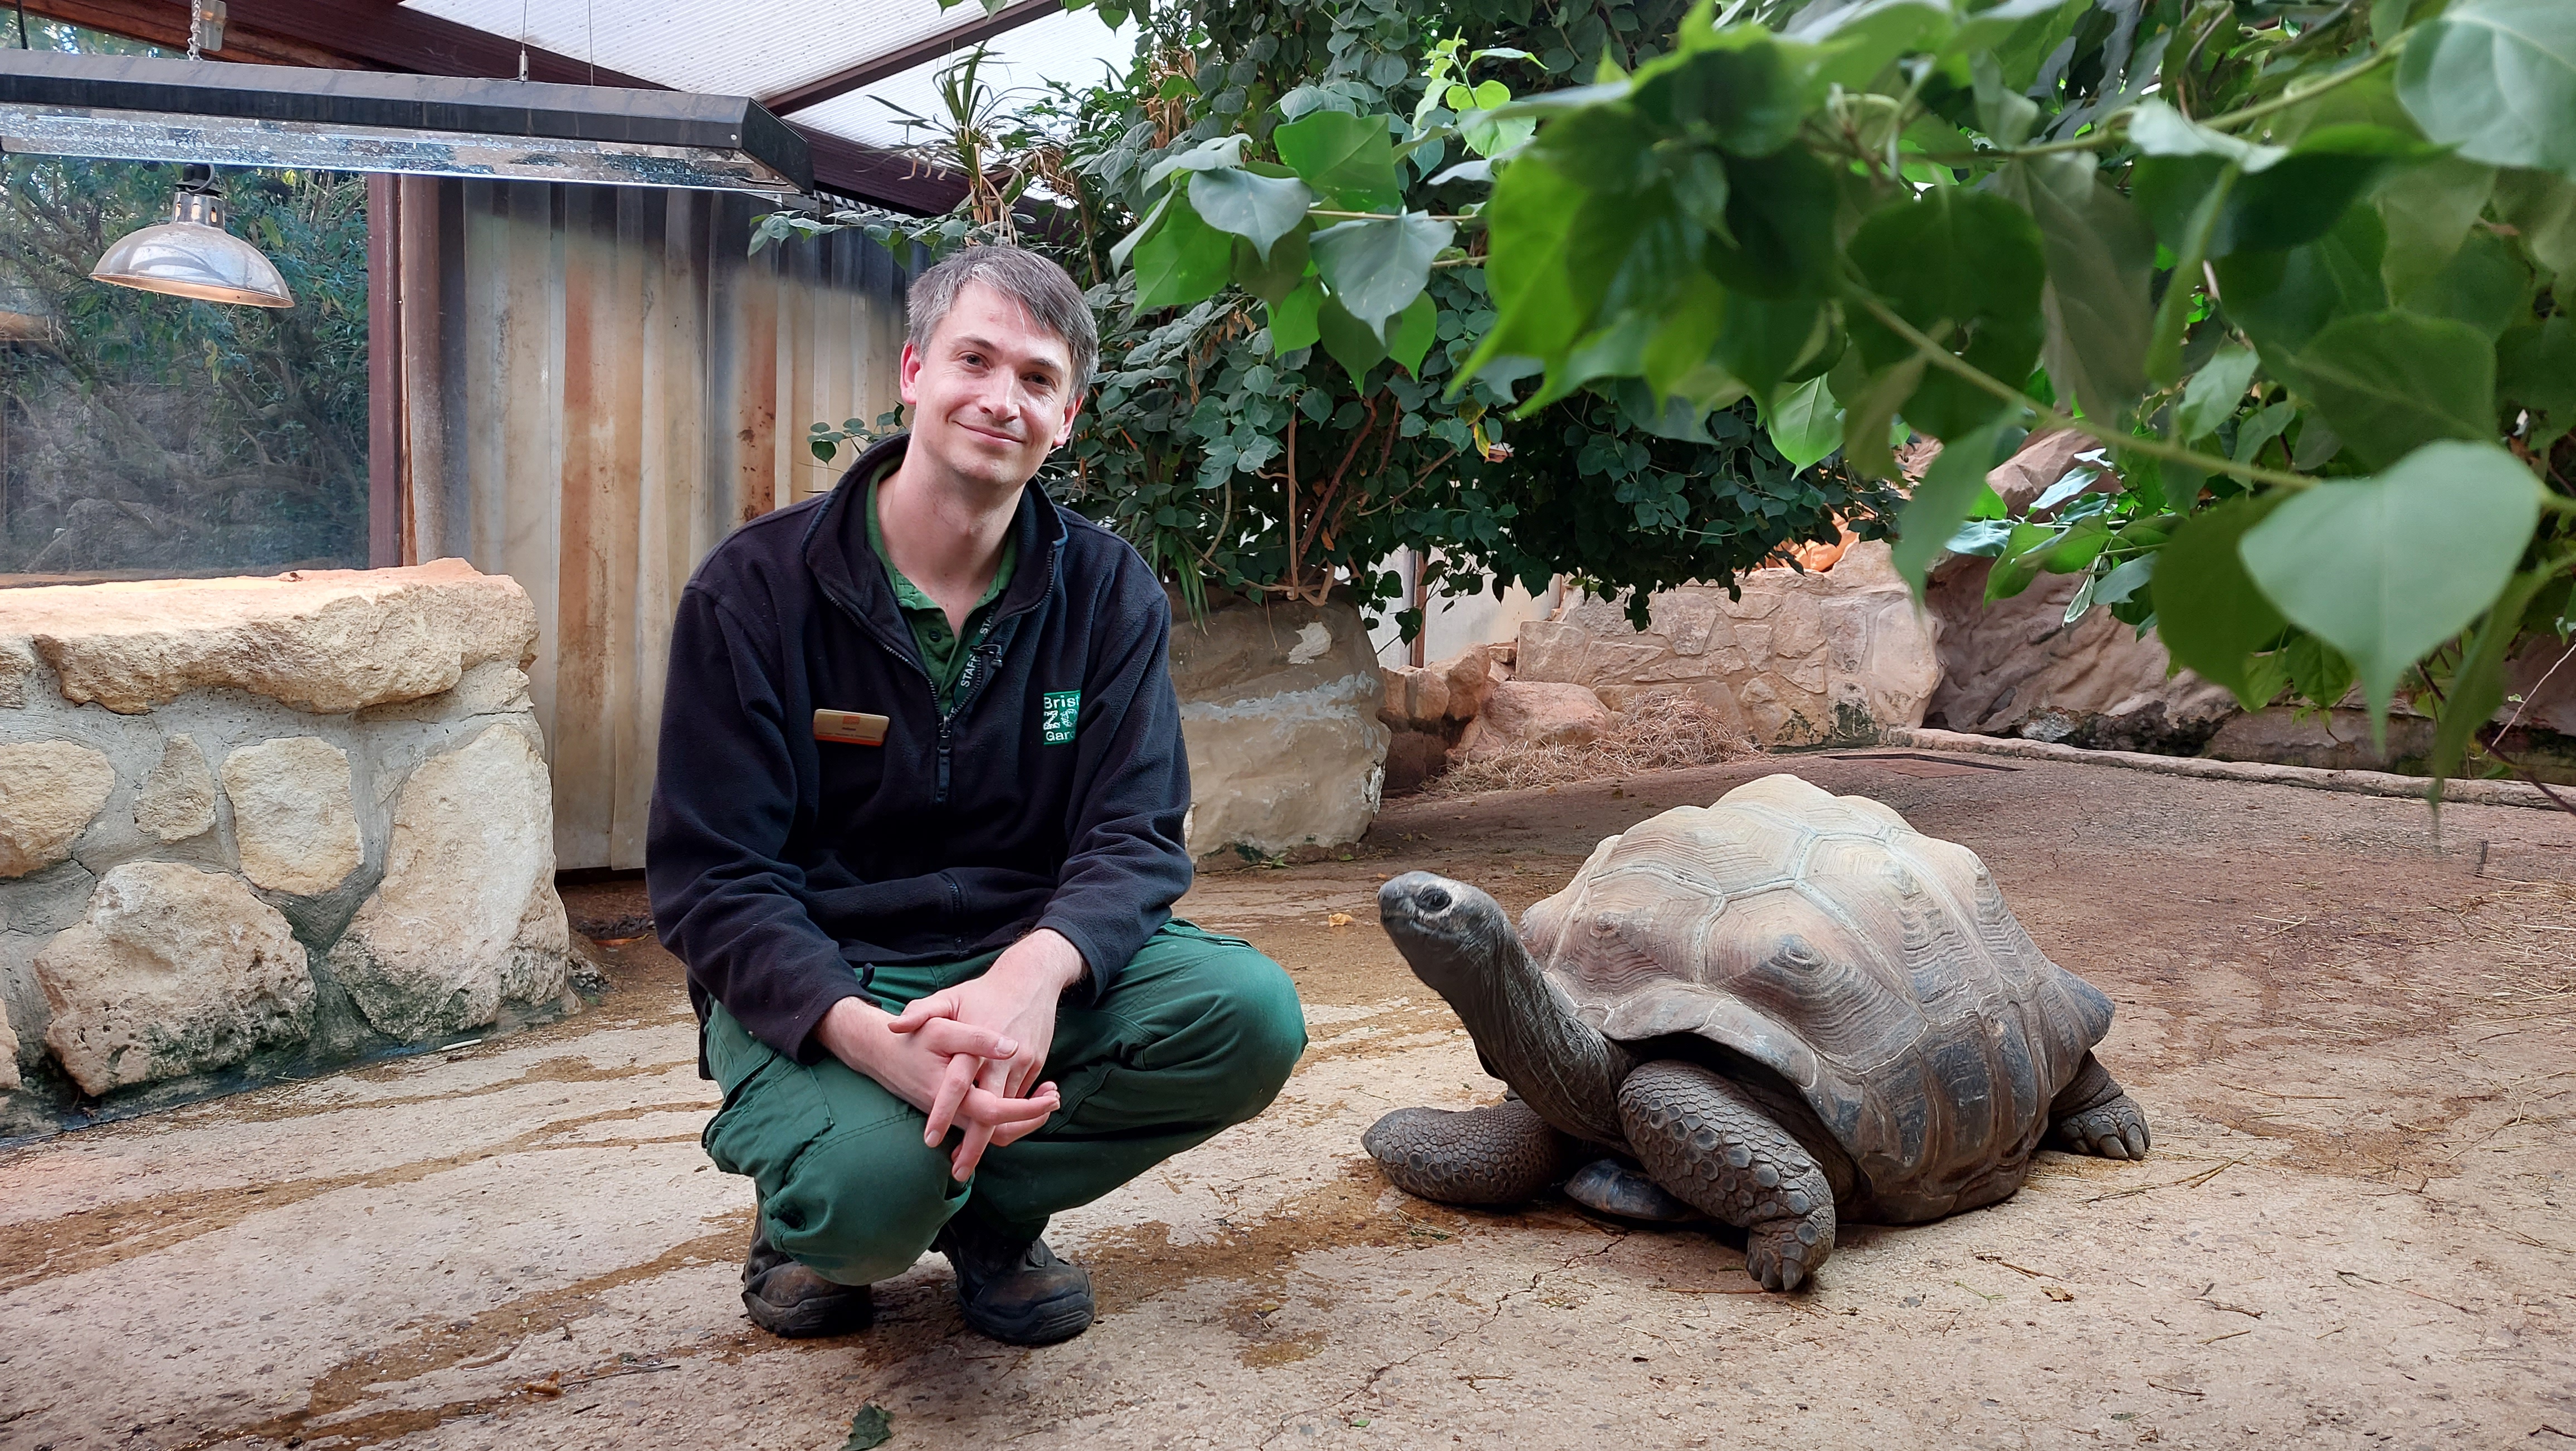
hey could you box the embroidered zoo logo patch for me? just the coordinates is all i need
[1041,689,1081,745]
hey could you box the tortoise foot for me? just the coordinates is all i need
[1616,1059,1839,1292]
[1363,1099,1573,1206]
[1744,1213,1831,1292]
[1565,1158,1700,1223]
[2051,1093,2151,1160]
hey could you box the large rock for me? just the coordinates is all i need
[1,1006,19,1092]
[1,559,537,715]
[1923,559,2238,752]
[133,734,219,843]
[0,741,116,879]
[1516,543,1940,748]
[326,724,572,1041]
[221,737,363,896]
[1463,681,1613,757]
[34,861,314,1095]
[1169,597,1389,858]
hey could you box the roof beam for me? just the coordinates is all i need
[11,0,963,210]
[760,0,1062,116]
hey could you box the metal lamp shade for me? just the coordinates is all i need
[89,186,293,308]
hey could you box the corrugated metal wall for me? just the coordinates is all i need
[396,176,909,870]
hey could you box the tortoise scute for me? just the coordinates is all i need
[1525,772,2120,1222]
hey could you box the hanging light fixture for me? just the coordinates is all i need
[87,161,293,308]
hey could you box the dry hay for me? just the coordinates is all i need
[1426,690,1758,797]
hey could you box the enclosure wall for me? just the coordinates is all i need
[392,177,908,870]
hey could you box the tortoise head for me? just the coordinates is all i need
[1378,870,1519,997]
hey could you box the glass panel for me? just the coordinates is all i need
[0,22,370,584]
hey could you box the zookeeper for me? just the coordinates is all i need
[647,244,1307,1347]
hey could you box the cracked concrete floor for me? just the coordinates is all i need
[4,751,2574,1450]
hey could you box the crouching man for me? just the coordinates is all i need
[647,246,1306,1346]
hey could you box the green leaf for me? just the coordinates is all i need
[1316,291,1388,388]
[1844,356,1926,486]
[843,1405,893,1451]
[1987,521,2060,601]
[1456,158,1597,385]
[2155,495,2289,709]
[1130,196,1235,311]
[2238,440,2545,724]
[1388,293,1438,378]
[2430,568,2551,782]
[2289,311,2496,469]
[1267,276,1325,353]
[1143,134,1251,191]
[2397,0,2576,177]
[1846,188,2048,440]
[1272,110,1403,212]
[1702,148,1840,301]
[2491,169,2576,275]
[2134,120,2433,260]
[1633,36,1808,157]
[2232,400,2296,466]
[1763,373,1843,471]
[1641,274,1728,402]
[2376,157,2497,300]
[2394,230,2534,341]
[2499,313,2576,446]
[2177,345,2261,442]
[1189,168,1315,261]
[2282,633,2356,708]
[1972,51,2040,148]
[1311,213,1455,338]
[2216,206,2389,353]
[1714,294,1827,403]
[1890,416,2008,592]
[1232,226,1313,305]
[1999,155,2154,427]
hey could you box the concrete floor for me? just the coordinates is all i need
[3,751,2573,1450]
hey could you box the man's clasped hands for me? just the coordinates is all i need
[809,928,1087,1181]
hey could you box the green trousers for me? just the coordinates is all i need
[700,922,1306,1286]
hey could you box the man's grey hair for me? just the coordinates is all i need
[906,245,1099,401]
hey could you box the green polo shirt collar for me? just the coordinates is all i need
[865,465,1016,712]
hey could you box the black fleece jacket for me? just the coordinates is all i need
[646,434,1193,1074]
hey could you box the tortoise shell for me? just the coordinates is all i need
[1519,773,2113,1221]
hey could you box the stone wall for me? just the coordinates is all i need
[1169,596,1389,861]
[1,562,579,1133]
[1514,542,1941,748]
[1921,558,2240,753]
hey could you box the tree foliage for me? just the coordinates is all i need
[766,0,1894,632]
[1115,0,2574,792]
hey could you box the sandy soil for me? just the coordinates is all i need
[3,749,2572,1451]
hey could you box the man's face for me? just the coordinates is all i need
[897,279,1082,494]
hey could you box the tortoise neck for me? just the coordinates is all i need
[1449,932,1634,1150]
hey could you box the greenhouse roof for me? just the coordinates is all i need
[15,0,1137,211]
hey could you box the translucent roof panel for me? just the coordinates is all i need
[791,7,1137,152]
[401,1,1131,128]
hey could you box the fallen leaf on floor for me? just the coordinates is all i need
[523,1372,563,1397]
[2043,1285,2075,1302]
[843,1404,893,1450]
[1328,912,1354,927]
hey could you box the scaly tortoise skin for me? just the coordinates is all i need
[1363,773,2149,1291]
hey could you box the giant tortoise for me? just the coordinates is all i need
[1364,773,2149,1290]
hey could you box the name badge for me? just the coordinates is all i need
[813,709,889,747]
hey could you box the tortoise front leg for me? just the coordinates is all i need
[1617,1061,1836,1292]
[2048,1052,2151,1160]
[1364,1096,1574,1206]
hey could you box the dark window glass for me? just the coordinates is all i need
[0,21,370,583]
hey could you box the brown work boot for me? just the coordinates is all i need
[741,1219,871,1338]
[933,1216,1094,1346]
